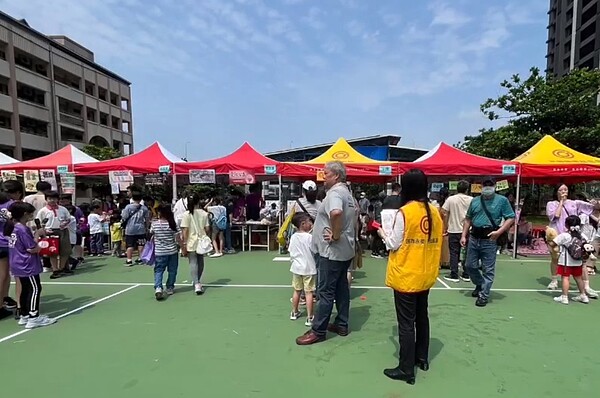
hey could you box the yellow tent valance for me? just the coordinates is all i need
[513,135,600,165]
[302,138,391,164]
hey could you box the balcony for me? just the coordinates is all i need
[59,112,84,128]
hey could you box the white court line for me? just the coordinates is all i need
[437,277,452,289]
[24,281,571,293]
[0,284,140,344]
[272,257,290,262]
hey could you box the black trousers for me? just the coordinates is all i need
[393,289,430,375]
[19,275,42,318]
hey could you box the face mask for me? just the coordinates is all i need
[481,187,495,197]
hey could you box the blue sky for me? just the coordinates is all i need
[1,0,548,160]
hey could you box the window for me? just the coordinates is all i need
[0,76,9,95]
[582,3,597,24]
[580,39,595,60]
[86,108,97,122]
[19,116,48,137]
[0,111,11,129]
[16,83,46,106]
[98,87,107,101]
[121,98,129,111]
[122,121,129,133]
[99,112,108,126]
[85,80,95,96]
[113,140,121,151]
[60,126,84,142]
[14,49,48,77]
[0,42,6,60]
[581,22,596,43]
[110,92,118,106]
[111,116,120,129]
[53,66,81,90]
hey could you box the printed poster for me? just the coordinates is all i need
[316,170,325,182]
[189,169,216,184]
[144,173,166,186]
[60,173,76,194]
[431,182,444,192]
[40,169,58,191]
[24,170,39,193]
[229,170,255,185]
[496,180,510,191]
[1,170,16,182]
[448,181,458,191]
[471,184,482,194]
[108,170,134,192]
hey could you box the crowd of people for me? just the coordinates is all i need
[0,163,598,386]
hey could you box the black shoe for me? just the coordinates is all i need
[475,297,488,307]
[444,274,460,283]
[460,273,470,282]
[0,308,13,320]
[471,286,481,297]
[50,272,62,279]
[383,366,415,385]
[3,296,17,310]
[62,269,74,275]
[415,359,429,371]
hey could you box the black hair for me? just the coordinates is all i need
[554,184,569,200]
[60,194,72,201]
[45,190,60,199]
[292,212,311,229]
[212,196,222,205]
[457,180,469,194]
[0,192,9,205]
[3,202,36,236]
[186,193,200,214]
[131,191,143,202]
[65,205,76,216]
[2,180,24,198]
[110,214,122,224]
[305,189,318,204]
[400,169,433,240]
[91,203,101,211]
[157,203,177,231]
[391,182,401,193]
[36,181,52,193]
[565,215,582,240]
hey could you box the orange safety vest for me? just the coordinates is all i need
[385,201,443,293]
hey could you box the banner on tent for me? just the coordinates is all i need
[190,169,216,184]
[316,170,325,182]
[502,164,517,175]
[60,173,76,194]
[109,170,134,191]
[264,165,277,175]
[229,170,255,185]
[431,183,444,192]
[1,170,16,182]
[57,165,69,174]
[40,169,57,191]
[379,165,393,175]
[145,173,167,186]
[24,170,39,193]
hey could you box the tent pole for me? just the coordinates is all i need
[172,172,177,205]
[278,174,283,229]
[512,172,522,259]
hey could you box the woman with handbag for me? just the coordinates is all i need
[180,194,212,295]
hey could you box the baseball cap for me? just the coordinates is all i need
[302,180,317,191]
[482,177,495,186]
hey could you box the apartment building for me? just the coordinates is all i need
[0,11,132,160]
[547,0,600,76]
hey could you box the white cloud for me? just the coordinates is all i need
[429,2,471,26]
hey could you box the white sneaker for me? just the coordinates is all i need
[572,294,590,304]
[548,280,559,290]
[25,315,56,329]
[155,288,164,301]
[305,316,314,327]
[290,311,301,320]
[18,316,29,326]
[194,283,204,295]
[553,295,569,305]
[585,288,599,299]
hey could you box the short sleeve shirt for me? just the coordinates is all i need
[466,194,515,228]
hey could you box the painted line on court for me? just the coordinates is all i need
[0,284,140,344]
[272,257,290,262]
[437,277,452,289]
[28,281,578,293]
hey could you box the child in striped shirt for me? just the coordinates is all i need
[150,204,182,301]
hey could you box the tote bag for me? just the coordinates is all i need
[190,212,213,255]
[140,239,155,265]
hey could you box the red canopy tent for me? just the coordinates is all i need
[406,142,519,176]
[0,144,97,173]
[75,142,182,175]
[174,142,280,175]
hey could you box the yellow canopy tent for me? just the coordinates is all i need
[302,138,392,164]
[280,138,397,180]
[514,135,600,179]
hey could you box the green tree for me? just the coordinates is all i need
[459,67,600,159]
[82,144,121,161]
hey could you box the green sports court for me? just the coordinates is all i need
[0,252,598,397]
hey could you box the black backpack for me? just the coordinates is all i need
[567,236,585,261]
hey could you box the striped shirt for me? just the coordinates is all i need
[150,220,180,256]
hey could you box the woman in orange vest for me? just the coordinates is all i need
[378,169,443,385]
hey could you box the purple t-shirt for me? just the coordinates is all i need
[546,199,594,234]
[9,223,41,277]
[0,200,14,248]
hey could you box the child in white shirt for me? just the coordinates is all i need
[87,203,105,256]
[550,215,589,305]
[289,212,317,326]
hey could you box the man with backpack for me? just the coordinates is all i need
[460,178,515,307]
[206,197,227,257]
[121,191,150,266]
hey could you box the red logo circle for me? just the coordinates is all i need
[332,151,349,160]
[420,216,430,235]
[552,149,574,159]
